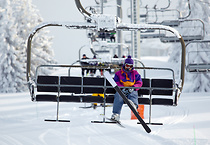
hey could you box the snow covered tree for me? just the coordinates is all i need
[0,1,25,92]
[169,0,210,92]
[0,0,56,93]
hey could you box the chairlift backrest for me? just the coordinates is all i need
[37,76,59,92]
[151,79,173,95]
[83,77,104,93]
[60,76,81,93]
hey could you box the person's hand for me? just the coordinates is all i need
[122,88,128,94]
[128,88,134,93]
[121,88,131,96]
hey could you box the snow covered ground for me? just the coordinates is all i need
[0,89,210,145]
[0,57,210,145]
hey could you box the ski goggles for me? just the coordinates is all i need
[125,63,133,68]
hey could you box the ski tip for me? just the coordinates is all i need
[146,128,151,133]
[104,71,117,87]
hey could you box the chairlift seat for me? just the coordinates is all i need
[105,95,115,103]
[138,97,150,104]
[36,94,57,102]
[151,79,173,96]
[37,76,59,92]
[60,76,81,93]
[105,80,116,94]
[140,14,147,18]
[152,98,173,105]
[140,33,165,39]
[82,95,104,103]
[161,20,180,27]
[59,95,81,102]
[138,78,150,95]
[34,73,177,125]
[160,35,203,43]
[186,63,210,72]
[140,29,155,33]
[83,77,104,93]
[95,50,110,53]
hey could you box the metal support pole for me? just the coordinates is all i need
[117,0,122,57]
[100,0,103,14]
[133,0,141,66]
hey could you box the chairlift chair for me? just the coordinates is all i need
[144,0,190,27]
[186,40,210,73]
[146,9,180,24]
[26,0,186,124]
[26,22,186,123]
[160,19,205,43]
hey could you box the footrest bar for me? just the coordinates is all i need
[45,119,70,122]
[137,122,163,125]
[91,121,117,124]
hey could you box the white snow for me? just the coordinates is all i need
[0,88,210,145]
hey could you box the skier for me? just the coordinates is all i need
[81,54,90,76]
[110,32,116,42]
[89,55,98,76]
[111,55,143,121]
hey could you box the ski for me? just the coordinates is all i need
[104,71,151,133]
[79,106,93,109]
[105,117,125,128]
[80,104,112,109]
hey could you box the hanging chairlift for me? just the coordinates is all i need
[127,0,171,22]
[26,23,186,123]
[160,19,205,43]
[144,0,190,27]
[186,40,210,72]
[26,0,186,124]
[94,42,130,55]
[159,0,191,27]
[146,9,180,25]
[83,42,130,66]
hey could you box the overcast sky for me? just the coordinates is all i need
[32,0,93,64]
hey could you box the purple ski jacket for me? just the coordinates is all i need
[114,67,143,90]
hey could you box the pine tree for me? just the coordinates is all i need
[169,0,210,92]
[0,0,56,93]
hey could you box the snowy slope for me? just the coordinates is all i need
[0,90,210,145]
